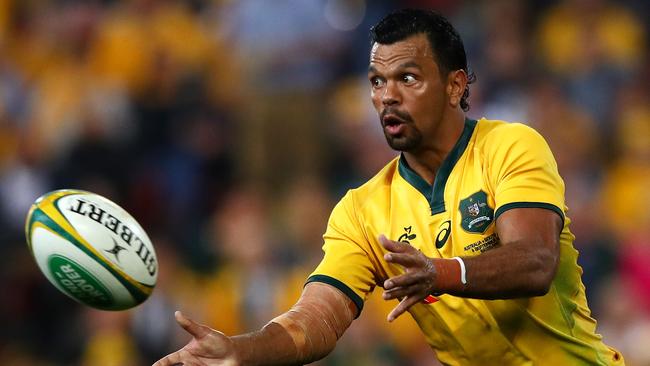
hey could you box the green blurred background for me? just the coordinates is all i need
[0,0,649,365]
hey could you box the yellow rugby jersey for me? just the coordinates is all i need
[308,118,624,365]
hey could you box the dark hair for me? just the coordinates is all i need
[370,9,476,111]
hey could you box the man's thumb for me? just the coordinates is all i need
[175,311,210,338]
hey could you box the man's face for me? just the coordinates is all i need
[368,33,448,152]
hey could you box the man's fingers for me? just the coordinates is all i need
[384,272,427,290]
[153,349,204,366]
[383,276,428,299]
[152,349,184,366]
[383,285,417,300]
[380,234,436,321]
[387,295,422,322]
[379,234,411,253]
[175,311,210,339]
[384,251,422,268]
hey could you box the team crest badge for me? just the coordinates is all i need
[459,191,494,234]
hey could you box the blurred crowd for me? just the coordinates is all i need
[0,0,648,365]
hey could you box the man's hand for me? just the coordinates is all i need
[153,311,239,366]
[379,234,438,322]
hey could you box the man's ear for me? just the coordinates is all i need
[447,70,468,108]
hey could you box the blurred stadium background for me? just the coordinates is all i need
[0,0,648,365]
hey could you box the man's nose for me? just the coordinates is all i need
[382,81,401,106]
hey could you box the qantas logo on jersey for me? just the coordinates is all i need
[398,226,417,244]
[459,190,494,234]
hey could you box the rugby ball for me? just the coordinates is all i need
[25,189,157,310]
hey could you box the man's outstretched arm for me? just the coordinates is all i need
[153,282,357,366]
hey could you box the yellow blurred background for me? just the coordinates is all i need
[0,0,648,365]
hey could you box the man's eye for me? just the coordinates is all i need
[403,74,416,83]
[371,77,385,88]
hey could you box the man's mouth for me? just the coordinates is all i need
[382,114,403,126]
[382,114,407,135]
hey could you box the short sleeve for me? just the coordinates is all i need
[486,123,566,223]
[307,191,376,316]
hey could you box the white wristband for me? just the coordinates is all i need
[452,257,467,285]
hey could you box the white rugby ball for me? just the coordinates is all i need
[25,189,157,310]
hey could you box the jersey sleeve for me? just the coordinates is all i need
[486,123,566,223]
[306,191,377,317]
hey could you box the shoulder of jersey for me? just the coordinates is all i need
[475,118,544,149]
[346,156,400,207]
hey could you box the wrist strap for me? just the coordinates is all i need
[431,257,467,294]
[452,257,467,285]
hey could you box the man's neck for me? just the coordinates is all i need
[402,112,466,185]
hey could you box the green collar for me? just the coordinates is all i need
[398,118,477,215]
